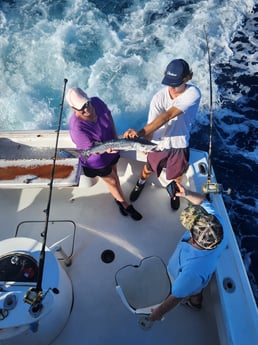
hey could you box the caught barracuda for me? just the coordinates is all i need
[60,137,157,158]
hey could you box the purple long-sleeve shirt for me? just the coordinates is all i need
[69,97,119,169]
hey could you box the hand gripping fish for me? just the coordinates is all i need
[61,137,157,158]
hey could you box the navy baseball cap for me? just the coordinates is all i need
[162,59,190,87]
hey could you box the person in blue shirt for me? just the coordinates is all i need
[149,182,227,321]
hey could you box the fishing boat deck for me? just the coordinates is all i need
[0,131,257,345]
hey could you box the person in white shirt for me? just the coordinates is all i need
[124,59,201,210]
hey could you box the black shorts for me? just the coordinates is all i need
[82,155,120,178]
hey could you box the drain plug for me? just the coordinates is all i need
[101,249,115,263]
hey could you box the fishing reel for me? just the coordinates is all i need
[202,182,232,196]
[202,181,223,194]
[24,287,44,317]
[24,287,42,305]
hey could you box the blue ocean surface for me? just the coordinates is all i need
[0,0,257,303]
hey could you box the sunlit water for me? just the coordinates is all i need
[0,0,257,303]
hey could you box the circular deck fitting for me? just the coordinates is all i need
[4,293,17,310]
[223,277,236,293]
[101,250,115,264]
[138,315,153,330]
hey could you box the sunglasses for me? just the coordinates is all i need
[73,101,90,112]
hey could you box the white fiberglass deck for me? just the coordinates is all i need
[0,131,257,345]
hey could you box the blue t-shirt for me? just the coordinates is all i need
[69,97,119,169]
[168,201,227,298]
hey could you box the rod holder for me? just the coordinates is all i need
[53,245,72,266]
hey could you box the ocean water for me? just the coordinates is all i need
[0,0,257,303]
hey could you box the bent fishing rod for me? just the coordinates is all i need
[202,28,222,195]
[24,78,68,311]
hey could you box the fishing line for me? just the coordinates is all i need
[202,27,222,195]
[204,26,213,184]
[24,78,68,310]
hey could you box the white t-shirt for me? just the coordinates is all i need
[148,84,201,149]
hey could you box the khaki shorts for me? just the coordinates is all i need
[147,147,189,180]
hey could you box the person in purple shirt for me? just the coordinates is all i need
[66,87,142,221]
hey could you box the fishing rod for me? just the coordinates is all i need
[24,78,68,313]
[202,28,222,195]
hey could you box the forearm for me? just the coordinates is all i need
[181,189,205,205]
[124,107,181,139]
[149,295,182,321]
[139,106,182,138]
[138,112,170,137]
[109,113,118,139]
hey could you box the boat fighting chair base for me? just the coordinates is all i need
[115,256,171,329]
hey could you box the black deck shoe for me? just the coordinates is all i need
[125,205,143,221]
[114,199,128,216]
[166,181,180,210]
[130,181,145,202]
